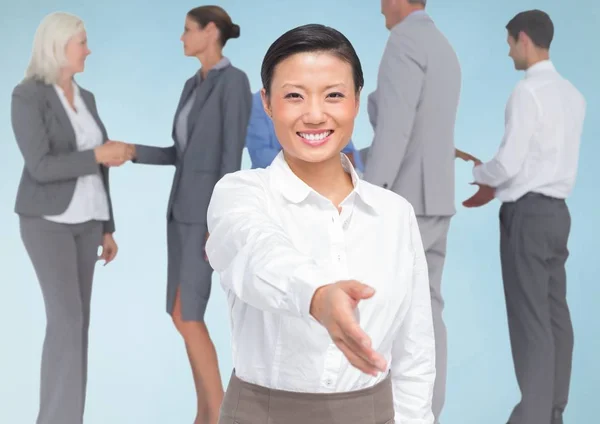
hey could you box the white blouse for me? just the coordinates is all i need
[206,152,435,423]
[44,82,110,224]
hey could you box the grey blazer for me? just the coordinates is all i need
[362,12,462,216]
[11,79,116,233]
[133,62,252,224]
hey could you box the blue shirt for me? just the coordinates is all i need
[245,91,364,171]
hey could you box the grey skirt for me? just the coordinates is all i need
[219,371,395,424]
[166,219,213,321]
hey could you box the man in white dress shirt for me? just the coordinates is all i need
[464,10,587,424]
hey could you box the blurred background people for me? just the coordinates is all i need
[360,1,464,421]
[10,11,130,424]
[126,6,251,424]
[465,10,587,424]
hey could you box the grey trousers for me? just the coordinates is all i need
[20,216,103,424]
[219,371,395,424]
[416,215,452,424]
[500,193,573,424]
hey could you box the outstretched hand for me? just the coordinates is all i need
[310,280,387,376]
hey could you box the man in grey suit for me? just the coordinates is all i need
[362,1,464,422]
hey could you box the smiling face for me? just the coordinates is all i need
[262,51,360,167]
[64,30,90,74]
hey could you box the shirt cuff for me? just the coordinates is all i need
[290,264,334,320]
[472,164,484,183]
[131,144,148,164]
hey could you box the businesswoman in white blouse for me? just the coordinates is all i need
[10,12,131,424]
[206,24,436,424]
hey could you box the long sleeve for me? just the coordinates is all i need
[245,92,281,168]
[101,157,116,234]
[391,205,435,423]
[220,73,252,178]
[103,184,116,233]
[133,144,177,165]
[101,167,116,234]
[85,92,116,234]
[102,157,116,234]
[11,83,99,183]
[358,91,380,167]
[367,89,379,129]
[363,31,425,188]
[472,84,538,187]
[206,172,333,318]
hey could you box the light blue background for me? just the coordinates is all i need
[0,1,597,423]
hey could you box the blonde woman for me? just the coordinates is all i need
[11,12,130,424]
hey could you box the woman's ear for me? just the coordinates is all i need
[354,87,362,118]
[260,88,272,118]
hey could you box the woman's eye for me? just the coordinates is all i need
[284,93,302,99]
[328,92,345,98]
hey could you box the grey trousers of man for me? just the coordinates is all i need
[500,193,573,424]
[416,215,452,424]
[19,216,103,424]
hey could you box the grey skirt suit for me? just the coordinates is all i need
[133,58,252,321]
[10,78,115,424]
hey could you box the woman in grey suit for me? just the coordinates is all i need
[10,12,132,424]
[128,5,252,424]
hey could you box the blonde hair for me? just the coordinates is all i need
[25,12,85,84]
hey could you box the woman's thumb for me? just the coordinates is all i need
[343,280,375,300]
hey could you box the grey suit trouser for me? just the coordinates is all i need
[20,216,103,424]
[416,216,452,424]
[501,193,573,424]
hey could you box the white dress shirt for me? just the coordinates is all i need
[206,152,435,423]
[473,60,587,202]
[44,82,110,224]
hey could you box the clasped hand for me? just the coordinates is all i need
[456,150,496,208]
[95,140,135,167]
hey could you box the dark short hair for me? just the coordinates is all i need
[506,9,554,49]
[187,5,240,47]
[261,24,364,96]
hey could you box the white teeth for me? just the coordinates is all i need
[298,131,331,141]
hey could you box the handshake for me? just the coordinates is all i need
[94,140,136,167]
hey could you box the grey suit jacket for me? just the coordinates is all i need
[362,12,461,216]
[11,79,116,233]
[133,63,252,224]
